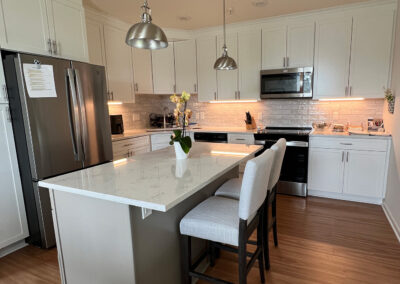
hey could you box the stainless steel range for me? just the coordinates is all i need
[254,127,312,197]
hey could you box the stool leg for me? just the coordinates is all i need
[239,221,247,284]
[272,188,278,247]
[257,219,265,283]
[263,195,271,270]
[182,235,192,284]
[209,242,216,267]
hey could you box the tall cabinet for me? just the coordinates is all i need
[174,39,197,94]
[152,44,176,94]
[196,36,217,102]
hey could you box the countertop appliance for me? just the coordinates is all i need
[194,132,228,143]
[260,67,313,99]
[149,112,174,128]
[254,127,312,197]
[3,52,113,248]
[110,114,124,134]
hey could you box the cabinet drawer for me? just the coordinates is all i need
[113,136,150,151]
[310,137,388,152]
[151,133,172,144]
[228,133,255,145]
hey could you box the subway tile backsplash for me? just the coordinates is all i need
[109,94,384,130]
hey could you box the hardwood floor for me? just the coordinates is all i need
[1,195,399,284]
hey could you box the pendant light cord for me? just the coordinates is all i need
[223,0,226,49]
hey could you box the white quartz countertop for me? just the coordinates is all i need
[310,129,392,139]
[39,143,262,212]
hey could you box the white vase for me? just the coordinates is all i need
[175,159,188,178]
[174,141,188,160]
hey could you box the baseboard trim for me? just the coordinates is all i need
[382,202,400,243]
[0,240,27,258]
[308,190,382,205]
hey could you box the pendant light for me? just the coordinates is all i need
[126,1,168,50]
[214,0,237,70]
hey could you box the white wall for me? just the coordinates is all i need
[383,0,400,241]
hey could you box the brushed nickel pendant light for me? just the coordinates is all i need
[214,0,237,70]
[126,1,168,50]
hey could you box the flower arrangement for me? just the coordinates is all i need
[384,88,395,114]
[169,91,193,156]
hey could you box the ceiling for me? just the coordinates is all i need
[83,0,370,30]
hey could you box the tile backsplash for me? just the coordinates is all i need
[109,94,384,130]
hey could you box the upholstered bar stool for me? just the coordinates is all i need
[214,138,287,270]
[179,149,275,284]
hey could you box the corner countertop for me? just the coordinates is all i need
[310,129,392,139]
[39,143,262,212]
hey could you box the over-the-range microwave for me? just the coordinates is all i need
[260,67,313,99]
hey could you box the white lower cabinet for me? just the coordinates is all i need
[112,136,150,160]
[0,104,29,250]
[151,133,172,151]
[308,137,390,203]
[227,133,255,173]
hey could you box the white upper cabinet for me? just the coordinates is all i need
[0,104,29,249]
[132,48,154,94]
[152,43,175,94]
[86,19,105,66]
[0,0,51,55]
[217,33,238,100]
[238,29,261,100]
[286,21,315,68]
[174,39,197,94]
[103,24,135,103]
[46,0,88,62]
[196,36,217,102]
[348,6,394,98]
[261,25,287,69]
[314,15,352,99]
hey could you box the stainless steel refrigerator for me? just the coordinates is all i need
[2,52,113,248]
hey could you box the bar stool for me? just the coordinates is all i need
[214,138,287,270]
[179,149,275,284]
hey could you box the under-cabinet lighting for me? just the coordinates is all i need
[108,101,123,105]
[209,100,258,104]
[318,98,365,102]
[113,158,128,166]
[211,150,248,156]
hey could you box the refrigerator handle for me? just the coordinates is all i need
[74,69,88,162]
[66,68,82,161]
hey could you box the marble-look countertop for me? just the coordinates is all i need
[39,143,262,212]
[311,129,392,139]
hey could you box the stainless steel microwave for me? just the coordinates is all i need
[260,67,313,99]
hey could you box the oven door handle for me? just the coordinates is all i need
[255,140,266,145]
[286,141,309,147]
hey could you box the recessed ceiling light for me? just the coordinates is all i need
[178,16,192,21]
[252,0,268,7]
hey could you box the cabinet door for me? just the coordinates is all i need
[349,7,394,98]
[238,29,261,100]
[104,25,135,103]
[47,0,88,61]
[132,48,153,94]
[314,16,352,99]
[217,33,238,100]
[261,25,287,69]
[0,0,51,56]
[308,148,345,193]
[152,43,175,94]
[196,36,217,102]
[174,40,197,94]
[287,22,315,68]
[0,52,7,104]
[86,19,105,66]
[343,150,386,198]
[0,105,29,249]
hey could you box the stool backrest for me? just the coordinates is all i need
[268,138,287,190]
[239,149,274,221]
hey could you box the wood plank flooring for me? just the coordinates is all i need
[0,195,399,284]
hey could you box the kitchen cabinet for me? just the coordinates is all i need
[132,48,154,94]
[217,34,238,100]
[261,21,314,69]
[238,29,261,100]
[112,136,150,160]
[196,36,217,102]
[152,43,176,94]
[103,24,135,103]
[308,136,390,204]
[0,53,7,104]
[0,104,29,250]
[46,0,88,62]
[314,16,352,99]
[227,133,255,145]
[86,18,106,66]
[151,133,172,151]
[174,40,197,94]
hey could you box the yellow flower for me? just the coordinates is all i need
[181,91,191,102]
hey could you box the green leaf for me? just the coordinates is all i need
[180,136,192,154]
[173,129,182,138]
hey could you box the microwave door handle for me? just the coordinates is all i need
[300,72,305,94]
[74,69,88,162]
[67,68,82,161]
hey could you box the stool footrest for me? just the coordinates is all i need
[189,271,234,284]
[211,242,254,258]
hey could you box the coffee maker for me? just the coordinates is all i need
[110,115,124,134]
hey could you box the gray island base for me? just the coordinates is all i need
[40,143,262,284]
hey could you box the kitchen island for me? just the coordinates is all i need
[39,142,262,284]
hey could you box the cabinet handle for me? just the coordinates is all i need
[341,151,344,162]
[52,40,58,55]
[238,91,240,99]
[111,91,114,100]
[286,57,289,67]
[340,143,353,145]
[47,39,53,54]
[235,138,246,141]
[349,86,352,96]
[194,84,197,92]
[173,85,176,93]
[214,92,217,100]
[2,85,8,102]
[135,83,139,92]
[345,86,348,96]
[6,106,11,122]
[283,57,286,67]
[346,152,349,162]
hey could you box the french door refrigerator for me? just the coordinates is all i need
[2,52,113,248]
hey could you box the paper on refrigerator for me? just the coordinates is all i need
[23,64,57,98]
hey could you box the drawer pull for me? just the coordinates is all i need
[342,151,344,162]
[235,138,246,141]
[340,143,353,146]
[346,152,349,162]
